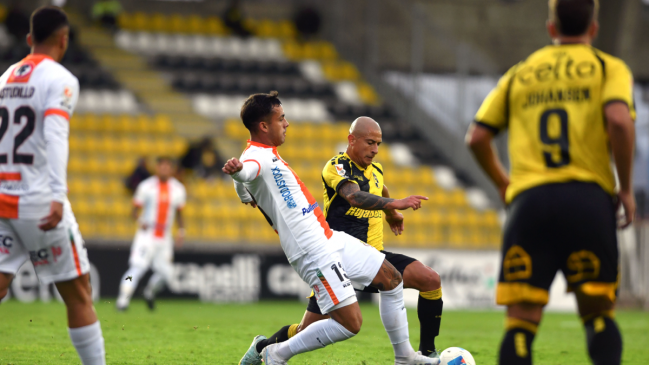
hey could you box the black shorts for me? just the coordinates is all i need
[497,182,619,306]
[307,250,418,315]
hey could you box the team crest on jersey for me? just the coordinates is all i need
[10,62,35,83]
[335,164,346,177]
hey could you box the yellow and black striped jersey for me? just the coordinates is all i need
[322,152,385,251]
[475,44,636,203]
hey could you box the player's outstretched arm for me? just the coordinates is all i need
[339,181,427,211]
[605,101,636,228]
[466,123,510,203]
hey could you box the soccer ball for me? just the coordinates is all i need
[439,347,476,365]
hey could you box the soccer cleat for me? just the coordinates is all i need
[417,350,441,359]
[239,335,266,365]
[395,351,441,365]
[261,344,287,365]
[145,296,155,311]
[116,305,128,312]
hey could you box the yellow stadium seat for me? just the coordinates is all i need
[255,19,278,38]
[77,218,95,237]
[277,20,296,38]
[187,15,205,34]
[150,13,169,33]
[300,124,316,140]
[68,179,87,196]
[99,115,117,133]
[200,204,217,220]
[319,42,338,60]
[116,115,135,134]
[357,82,379,105]
[132,12,150,31]
[185,222,201,240]
[96,220,112,236]
[172,138,187,156]
[340,62,360,80]
[117,13,135,31]
[69,134,82,152]
[132,115,150,134]
[85,157,102,174]
[80,114,99,132]
[183,204,198,219]
[115,220,134,240]
[153,114,174,134]
[73,199,92,216]
[204,16,226,35]
[282,41,303,61]
[450,189,467,207]
[169,14,189,33]
[151,139,168,156]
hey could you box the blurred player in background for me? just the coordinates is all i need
[242,117,442,365]
[225,91,435,365]
[466,0,635,364]
[116,157,186,311]
[0,6,105,365]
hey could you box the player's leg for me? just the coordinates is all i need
[12,206,106,365]
[496,186,560,365]
[261,249,361,363]
[143,240,174,309]
[336,233,433,364]
[116,232,152,309]
[398,254,443,357]
[560,183,622,365]
[0,272,11,300]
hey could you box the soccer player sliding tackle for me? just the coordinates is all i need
[223,91,436,365]
[241,117,443,365]
[0,7,105,364]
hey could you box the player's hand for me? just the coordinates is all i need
[392,195,428,210]
[243,201,257,208]
[616,190,636,229]
[222,158,243,175]
[384,210,404,236]
[39,201,64,231]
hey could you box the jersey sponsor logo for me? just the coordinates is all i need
[517,55,597,86]
[272,157,278,163]
[335,164,347,177]
[29,248,50,267]
[373,173,379,188]
[0,235,13,254]
[0,180,30,192]
[0,86,35,99]
[345,207,382,219]
[302,202,319,216]
[271,166,297,209]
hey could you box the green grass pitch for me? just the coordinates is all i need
[1,299,648,364]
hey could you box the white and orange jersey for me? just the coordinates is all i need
[232,140,335,263]
[133,176,186,239]
[0,54,79,219]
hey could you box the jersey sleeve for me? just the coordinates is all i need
[474,65,518,134]
[602,59,636,121]
[232,157,262,183]
[44,72,79,120]
[322,157,356,193]
[133,181,147,207]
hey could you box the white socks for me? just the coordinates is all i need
[271,318,355,360]
[379,282,415,358]
[68,321,106,365]
[116,266,146,308]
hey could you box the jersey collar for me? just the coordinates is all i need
[343,152,369,171]
[247,139,277,151]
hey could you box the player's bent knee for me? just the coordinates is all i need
[428,268,441,289]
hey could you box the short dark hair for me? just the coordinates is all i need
[549,0,598,36]
[157,156,174,164]
[30,6,69,44]
[240,91,282,132]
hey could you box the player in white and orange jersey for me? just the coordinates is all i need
[223,91,435,365]
[0,6,105,365]
[116,157,186,311]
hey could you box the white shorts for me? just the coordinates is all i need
[128,229,173,273]
[0,201,89,284]
[291,230,385,314]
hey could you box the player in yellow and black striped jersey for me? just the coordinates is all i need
[244,118,445,363]
[466,1,635,364]
[322,152,385,249]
